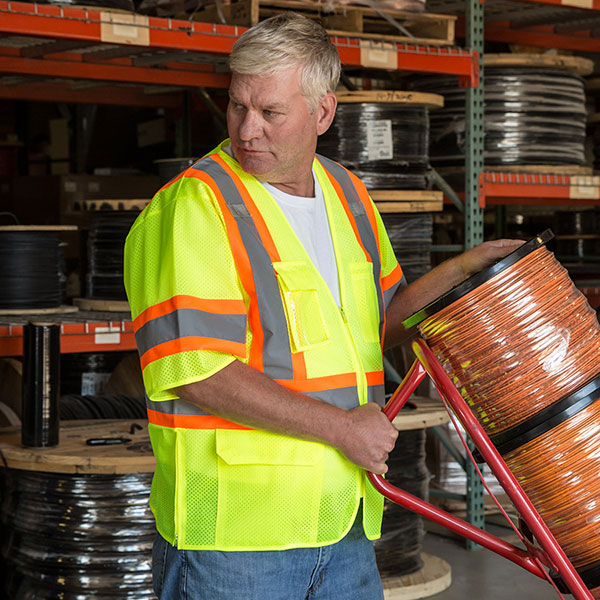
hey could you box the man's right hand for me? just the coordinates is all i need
[335,403,399,474]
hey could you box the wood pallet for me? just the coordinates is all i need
[371,190,443,213]
[193,0,456,46]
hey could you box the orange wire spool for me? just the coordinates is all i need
[404,230,600,592]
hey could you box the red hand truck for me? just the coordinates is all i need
[369,337,594,600]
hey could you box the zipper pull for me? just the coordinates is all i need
[339,306,347,322]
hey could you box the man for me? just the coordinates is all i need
[124,12,521,600]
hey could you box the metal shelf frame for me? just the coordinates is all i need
[0,320,136,355]
[0,0,480,105]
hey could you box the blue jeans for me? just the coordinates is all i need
[152,511,384,600]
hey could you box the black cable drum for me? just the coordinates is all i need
[382,214,433,284]
[375,428,429,577]
[0,230,66,309]
[0,469,156,599]
[408,67,587,167]
[87,211,138,301]
[317,104,431,189]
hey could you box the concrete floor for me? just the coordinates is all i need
[421,528,557,600]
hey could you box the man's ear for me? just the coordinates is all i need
[316,92,338,136]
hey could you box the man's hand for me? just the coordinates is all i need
[334,403,399,474]
[457,239,525,280]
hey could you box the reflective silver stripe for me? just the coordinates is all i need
[367,384,386,407]
[316,155,385,340]
[147,396,211,416]
[307,387,359,410]
[147,390,360,415]
[383,274,406,309]
[194,156,294,380]
[135,309,246,356]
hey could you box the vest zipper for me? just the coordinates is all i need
[338,305,368,406]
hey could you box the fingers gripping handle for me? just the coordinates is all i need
[369,359,427,497]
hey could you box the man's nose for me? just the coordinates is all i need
[238,110,262,141]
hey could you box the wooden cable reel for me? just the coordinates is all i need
[404,230,600,595]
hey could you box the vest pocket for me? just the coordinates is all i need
[350,262,381,344]
[272,261,330,353]
[215,429,324,547]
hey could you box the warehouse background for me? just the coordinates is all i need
[0,0,599,598]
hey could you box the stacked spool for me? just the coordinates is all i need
[376,399,452,599]
[0,226,79,315]
[553,209,600,263]
[408,54,593,176]
[318,90,443,190]
[404,230,600,597]
[73,201,147,313]
[0,420,156,600]
[381,214,433,284]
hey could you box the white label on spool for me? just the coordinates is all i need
[366,120,393,161]
[94,326,121,345]
[81,372,111,395]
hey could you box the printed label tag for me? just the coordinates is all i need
[94,326,121,345]
[366,120,393,161]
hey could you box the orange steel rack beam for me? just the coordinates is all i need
[478,173,600,207]
[0,320,136,356]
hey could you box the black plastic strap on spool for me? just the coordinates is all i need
[490,374,600,456]
[402,229,554,329]
[551,558,600,594]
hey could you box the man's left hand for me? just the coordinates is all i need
[457,239,525,280]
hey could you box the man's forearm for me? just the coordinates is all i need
[384,239,524,349]
[174,360,399,474]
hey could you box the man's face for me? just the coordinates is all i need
[227,67,333,189]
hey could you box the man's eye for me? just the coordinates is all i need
[263,110,274,117]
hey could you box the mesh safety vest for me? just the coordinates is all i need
[124,140,403,551]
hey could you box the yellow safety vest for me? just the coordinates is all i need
[124,140,403,551]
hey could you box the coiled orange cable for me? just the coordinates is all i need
[418,244,600,581]
[504,398,600,572]
[419,246,600,435]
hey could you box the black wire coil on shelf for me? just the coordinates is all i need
[317,104,431,189]
[382,213,433,284]
[409,67,587,167]
[375,428,429,578]
[0,469,156,600]
[59,393,147,420]
[87,211,139,301]
[0,231,66,309]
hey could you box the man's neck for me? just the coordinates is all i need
[266,176,315,198]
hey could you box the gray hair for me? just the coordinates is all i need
[228,12,341,113]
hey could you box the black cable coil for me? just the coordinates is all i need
[0,469,156,599]
[382,214,433,284]
[87,211,139,301]
[61,351,133,396]
[317,104,431,189]
[59,394,147,420]
[409,67,587,166]
[0,231,65,309]
[375,428,429,577]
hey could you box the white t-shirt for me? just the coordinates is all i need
[222,145,340,305]
[261,178,340,306]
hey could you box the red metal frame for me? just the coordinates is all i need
[369,338,594,599]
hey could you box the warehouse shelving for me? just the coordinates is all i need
[0,0,481,359]
[0,0,479,108]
